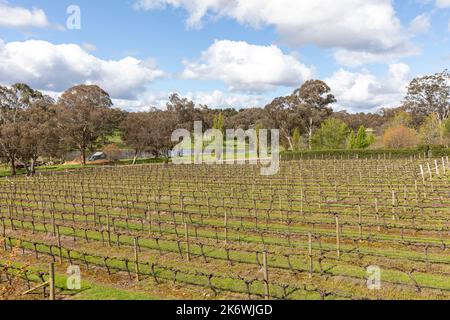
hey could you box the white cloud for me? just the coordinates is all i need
[334,45,420,68]
[112,90,268,111]
[82,43,97,52]
[134,0,418,65]
[409,13,431,33]
[436,0,450,8]
[186,90,268,108]
[325,63,411,112]
[0,2,50,28]
[0,39,166,99]
[182,40,314,92]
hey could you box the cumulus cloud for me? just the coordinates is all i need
[182,40,314,92]
[112,90,268,111]
[0,39,166,99]
[0,2,50,28]
[185,90,269,108]
[134,0,418,65]
[325,63,411,112]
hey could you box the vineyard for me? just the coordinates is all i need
[1,157,450,300]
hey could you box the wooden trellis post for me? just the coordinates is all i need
[224,211,228,244]
[134,238,140,282]
[335,216,341,259]
[49,262,55,300]
[185,223,191,262]
[308,233,313,279]
[263,251,269,300]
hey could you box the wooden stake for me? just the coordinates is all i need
[56,226,62,264]
[335,216,341,259]
[107,214,112,247]
[49,263,55,301]
[420,165,425,183]
[224,211,228,244]
[134,238,140,282]
[308,233,313,279]
[263,251,269,300]
[185,223,191,262]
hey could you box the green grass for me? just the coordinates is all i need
[0,257,160,300]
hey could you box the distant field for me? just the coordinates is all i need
[1,158,449,300]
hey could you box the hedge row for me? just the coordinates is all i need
[281,147,450,160]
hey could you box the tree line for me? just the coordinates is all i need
[1,70,449,175]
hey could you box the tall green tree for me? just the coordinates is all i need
[265,80,336,151]
[311,118,349,150]
[347,131,356,150]
[354,126,370,149]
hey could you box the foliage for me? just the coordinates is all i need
[381,125,418,149]
[102,144,122,161]
[212,112,225,133]
[311,118,349,150]
[347,131,356,150]
[56,85,114,165]
[355,126,370,149]
[388,110,414,128]
[265,80,335,150]
[292,128,301,151]
[121,109,178,163]
[419,113,442,146]
[0,83,59,175]
[404,69,450,125]
[282,147,450,160]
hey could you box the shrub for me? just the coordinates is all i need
[381,126,418,149]
[103,144,122,161]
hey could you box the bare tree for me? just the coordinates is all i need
[121,108,177,163]
[56,85,113,165]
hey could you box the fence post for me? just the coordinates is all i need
[263,251,269,300]
[56,226,62,264]
[185,223,191,262]
[134,238,140,282]
[335,216,341,259]
[224,211,228,244]
[1,217,6,251]
[49,263,55,301]
[107,214,112,247]
[308,233,313,279]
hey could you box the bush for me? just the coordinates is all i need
[281,147,450,160]
[103,144,122,161]
[381,126,418,149]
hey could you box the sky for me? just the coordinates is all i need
[0,0,449,113]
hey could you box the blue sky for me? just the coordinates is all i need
[0,0,449,112]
